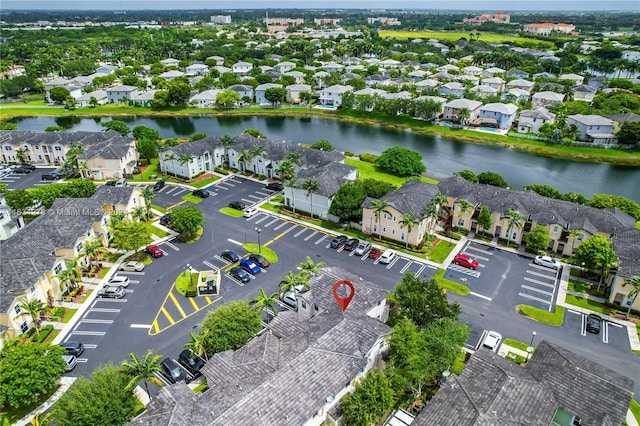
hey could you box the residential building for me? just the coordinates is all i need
[0,65,26,79]
[190,89,222,108]
[461,65,483,76]
[365,74,391,87]
[523,22,576,35]
[159,58,180,67]
[531,91,565,108]
[481,76,506,92]
[206,56,224,66]
[210,15,231,24]
[367,17,401,25]
[319,84,353,107]
[572,84,597,102]
[517,107,556,134]
[273,61,296,74]
[159,136,223,179]
[106,85,138,104]
[231,61,253,76]
[322,62,344,73]
[76,135,138,180]
[43,78,82,103]
[505,79,534,93]
[609,229,640,312]
[607,112,640,133]
[559,73,585,85]
[476,103,518,129]
[185,63,209,76]
[226,84,253,101]
[622,50,640,62]
[285,84,312,104]
[462,10,510,25]
[76,89,108,108]
[501,88,530,103]
[0,194,25,241]
[439,82,465,98]
[506,69,530,79]
[566,114,616,144]
[158,70,185,81]
[468,84,498,98]
[442,99,483,123]
[255,83,283,104]
[414,341,633,426]
[283,70,305,84]
[95,65,118,75]
[313,18,341,26]
[132,90,157,107]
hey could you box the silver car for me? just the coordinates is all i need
[534,255,560,270]
[98,284,126,299]
[354,241,372,256]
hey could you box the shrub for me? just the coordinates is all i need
[50,306,67,318]
[137,159,149,167]
[258,174,267,180]
[32,325,54,343]
[344,151,355,157]
[359,153,379,163]
[214,167,229,175]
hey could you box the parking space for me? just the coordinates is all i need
[564,309,629,349]
[519,262,560,311]
[0,167,58,190]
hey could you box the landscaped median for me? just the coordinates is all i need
[434,269,470,296]
[516,304,565,326]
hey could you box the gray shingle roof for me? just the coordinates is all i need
[160,136,221,157]
[295,162,356,197]
[363,180,440,220]
[0,130,124,148]
[77,135,134,160]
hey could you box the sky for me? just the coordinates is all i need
[2,0,639,11]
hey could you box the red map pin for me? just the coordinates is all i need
[332,280,355,312]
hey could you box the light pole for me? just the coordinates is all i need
[579,262,585,287]
[526,331,537,363]
[255,227,262,254]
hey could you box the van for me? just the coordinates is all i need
[115,178,128,187]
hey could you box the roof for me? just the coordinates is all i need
[363,180,440,220]
[606,113,640,124]
[295,162,356,197]
[77,135,134,160]
[532,91,565,101]
[519,107,555,120]
[443,99,483,110]
[0,130,125,149]
[567,114,614,126]
[480,103,518,115]
[106,85,137,93]
[414,340,634,426]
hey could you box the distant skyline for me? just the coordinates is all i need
[2,0,639,12]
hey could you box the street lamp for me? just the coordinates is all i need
[579,262,585,286]
[255,227,262,254]
[526,331,537,362]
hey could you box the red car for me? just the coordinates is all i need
[452,253,479,270]
[368,248,382,259]
[146,244,164,258]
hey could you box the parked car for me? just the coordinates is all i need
[115,178,128,187]
[534,255,560,270]
[243,207,259,218]
[62,354,77,372]
[153,180,165,191]
[60,341,84,356]
[481,331,502,353]
[146,244,163,258]
[119,261,145,272]
[97,284,126,299]
[12,166,32,174]
[178,349,205,377]
[221,250,240,263]
[354,241,372,256]
[368,247,382,259]
[109,275,130,288]
[239,258,261,275]
[344,238,360,251]
[192,189,210,198]
[265,182,284,191]
[42,173,60,181]
[159,214,171,226]
[105,180,116,186]
[160,357,186,384]
[229,201,246,210]
[280,291,298,310]
[330,235,348,249]
[586,314,602,334]
[379,249,396,264]
[249,253,269,268]
[452,253,479,270]
[229,266,251,283]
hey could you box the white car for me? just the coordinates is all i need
[62,354,77,372]
[534,255,560,270]
[243,207,259,218]
[119,261,145,272]
[379,249,396,264]
[109,275,130,288]
[481,331,502,353]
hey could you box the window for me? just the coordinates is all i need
[54,263,63,274]
[382,227,386,233]
[373,225,377,233]
[34,145,39,149]
[400,233,404,240]
[4,146,12,151]
[301,300,307,309]
[512,232,517,240]
[54,146,62,151]
[76,242,83,252]
[20,322,29,333]
[552,226,559,233]
[14,305,21,315]
[393,216,397,222]
[458,219,465,226]
[391,229,395,235]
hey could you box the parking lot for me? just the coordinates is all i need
[0,166,58,190]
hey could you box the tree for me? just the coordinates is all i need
[275,159,295,184]
[137,138,158,163]
[264,87,287,106]
[342,370,395,426]
[477,171,509,188]
[151,90,170,109]
[219,134,235,167]
[199,301,262,355]
[524,225,551,253]
[309,140,334,151]
[454,169,478,183]
[51,364,137,426]
[616,121,640,147]
[371,199,391,240]
[279,270,311,294]
[170,205,204,236]
[81,238,108,264]
[456,199,473,229]
[216,89,241,107]
[190,133,207,142]
[297,256,326,276]
[184,331,209,361]
[140,186,156,219]
[49,87,70,103]
[64,96,76,110]
[572,235,616,277]
[301,178,320,218]
[111,220,152,251]
[392,273,461,328]
[399,213,418,248]
[101,120,131,137]
[15,148,28,164]
[120,350,164,398]
[132,126,160,142]
[457,107,470,125]
[376,147,426,177]
[589,194,640,221]
[596,247,619,292]
[477,206,492,236]
[623,276,640,316]
[0,342,66,409]
[15,297,48,334]
[4,189,34,212]
[252,288,280,317]
[502,208,525,247]
[167,80,191,106]
[524,184,562,199]
[243,128,266,139]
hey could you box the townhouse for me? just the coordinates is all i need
[532,91,566,108]
[255,83,283,104]
[442,99,483,123]
[0,193,25,241]
[106,85,139,104]
[76,135,139,180]
[565,114,617,144]
[319,84,353,107]
[517,107,556,134]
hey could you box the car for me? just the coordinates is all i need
[192,189,210,198]
[42,173,60,181]
[97,284,126,299]
[586,314,602,334]
[159,213,171,226]
[229,266,251,283]
[60,341,84,356]
[229,201,246,210]
[368,247,382,259]
[534,255,561,270]
[379,249,396,264]
[280,291,298,310]
[105,180,116,186]
[12,166,32,174]
[119,261,145,272]
[243,207,259,218]
[146,244,164,258]
[265,182,284,191]
[481,331,502,353]
[344,238,360,251]
[249,253,270,268]
[221,250,240,263]
[115,178,128,187]
[62,354,77,372]
[178,349,205,377]
[330,235,348,249]
[109,275,130,288]
[160,357,186,384]
[153,180,165,191]
[452,253,479,270]
[239,258,261,275]
[353,241,372,256]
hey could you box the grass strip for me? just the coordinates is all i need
[434,269,470,296]
[517,304,565,326]
[564,294,608,314]
[503,338,535,353]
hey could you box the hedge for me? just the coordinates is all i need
[32,324,54,344]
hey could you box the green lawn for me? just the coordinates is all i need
[175,272,199,296]
[61,308,78,323]
[181,194,204,204]
[517,304,565,326]
[378,30,556,48]
[564,294,608,314]
[427,239,455,263]
[630,399,640,425]
[220,207,245,217]
[242,244,279,264]
[344,158,438,186]
[505,351,528,365]
[567,279,590,294]
[142,221,169,238]
[0,385,59,425]
[98,266,111,279]
[434,269,470,296]
[503,338,535,353]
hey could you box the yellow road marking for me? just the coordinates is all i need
[272,232,286,241]
[168,200,187,210]
[160,306,175,324]
[168,291,187,318]
[205,296,212,304]
[152,320,159,334]
[189,297,199,311]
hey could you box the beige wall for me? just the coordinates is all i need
[362,206,429,247]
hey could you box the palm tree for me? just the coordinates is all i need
[399,212,418,248]
[456,199,473,229]
[141,186,156,220]
[569,229,582,253]
[219,134,235,167]
[81,239,109,265]
[131,206,146,222]
[279,270,311,295]
[120,350,164,398]
[297,256,326,276]
[623,276,640,316]
[286,150,303,167]
[29,412,52,426]
[77,160,90,179]
[457,107,470,125]
[275,159,295,184]
[15,148,28,165]
[177,153,194,178]
[252,288,280,317]
[502,208,525,247]
[184,331,209,361]
[596,249,618,292]
[162,153,177,178]
[429,192,448,231]
[301,179,320,219]
[423,202,438,239]
[56,262,81,291]
[371,199,391,240]
[15,298,48,334]
[237,150,251,172]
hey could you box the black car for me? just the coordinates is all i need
[330,235,348,249]
[159,214,171,226]
[221,250,240,263]
[249,253,270,268]
[42,173,60,181]
[12,166,32,174]
[60,341,84,356]
[160,358,186,384]
[230,266,251,283]
[153,180,165,191]
[192,189,210,198]
[105,180,116,186]
[229,201,246,210]
[178,349,205,377]
[22,164,37,171]
[344,238,360,251]
[265,182,284,191]
[586,314,602,334]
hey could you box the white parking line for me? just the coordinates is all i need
[523,277,556,288]
[518,292,551,305]
[95,298,128,303]
[130,324,152,329]
[414,264,426,277]
[462,251,490,262]
[69,331,106,336]
[255,215,270,224]
[603,321,609,343]
[164,186,179,195]
[465,246,493,256]
[386,257,399,269]
[83,344,98,349]
[228,238,243,246]
[80,319,113,324]
[202,260,217,269]
[274,221,288,230]
[294,228,307,237]
[89,308,120,313]
[247,194,263,200]
[265,218,279,227]
[315,234,328,245]
[521,285,553,297]
[399,260,413,273]
[527,270,557,280]
[284,224,297,233]
[448,265,481,278]
[304,230,318,241]
[241,198,254,204]
[163,241,180,251]
[76,358,89,363]
[470,292,492,301]
[118,271,145,276]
